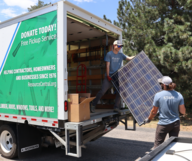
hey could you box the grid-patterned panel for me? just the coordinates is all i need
[111,51,163,126]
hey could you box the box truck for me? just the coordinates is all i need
[0,0,135,159]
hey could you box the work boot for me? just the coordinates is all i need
[90,102,96,113]
[114,108,121,114]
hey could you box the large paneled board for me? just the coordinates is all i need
[111,51,163,125]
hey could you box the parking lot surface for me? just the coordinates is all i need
[1,125,191,161]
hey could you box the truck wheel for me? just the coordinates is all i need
[0,125,18,159]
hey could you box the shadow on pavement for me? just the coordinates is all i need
[1,137,153,161]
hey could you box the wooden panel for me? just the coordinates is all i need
[67,46,107,54]
[91,79,102,85]
[68,60,102,67]
[68,81,76,86]
[69,71,76,76]
[67,43,112,104]
[68,55,103,63]
[68,74,105,81]
[91,69,103,75]
[68,59,71,63]
[68,90,76,93]
[68,80,95,86]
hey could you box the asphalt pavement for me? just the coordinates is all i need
[0,125,191,161]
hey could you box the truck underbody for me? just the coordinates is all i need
[0,109,135,158]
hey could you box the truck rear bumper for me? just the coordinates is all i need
[49,109,136,158]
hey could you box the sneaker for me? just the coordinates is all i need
[114,108,121,114]
[90,102,96,113]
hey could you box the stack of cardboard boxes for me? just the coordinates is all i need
[68,93,95,122]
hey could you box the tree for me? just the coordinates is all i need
[103,15,112,23]
[117,0,192,109]
[103,15,121,28]
[28,0,51,12]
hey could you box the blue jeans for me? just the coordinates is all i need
[92,76,121,109]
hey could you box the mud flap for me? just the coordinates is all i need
[17,124,42,159]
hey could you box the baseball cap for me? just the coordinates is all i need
[113,40,123,46]
[158,76,172,86]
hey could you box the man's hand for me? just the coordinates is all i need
[126,56,135,61]
[107,76,112,82]
[144,118,151,124]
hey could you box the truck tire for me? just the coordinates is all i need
[0,125,18,159]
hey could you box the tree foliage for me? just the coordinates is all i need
[28,0,51,12]
[111,0,192,109]
[103,15,121,28]
[103,15,112,23]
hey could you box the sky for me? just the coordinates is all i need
[0,0,119,23]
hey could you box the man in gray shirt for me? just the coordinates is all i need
[91,40,134,113]
[144,76,186,149]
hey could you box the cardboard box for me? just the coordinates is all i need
[68,93,91,104]
[68,93,95,122]
[68,94,79,104]
[79,93,91,103]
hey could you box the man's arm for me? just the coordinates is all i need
[106,62,110,76]
[126,56,135,61]
[106,62,112,81]
[148,106,159,120]
[179,104,186,115]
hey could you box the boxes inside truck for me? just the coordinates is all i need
[68,93,95,122]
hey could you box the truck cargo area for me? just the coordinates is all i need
[63,14,135,158]
[67,13,120,114]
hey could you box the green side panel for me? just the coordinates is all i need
[0,11,58,119]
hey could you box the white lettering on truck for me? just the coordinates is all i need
[21,29,38,39]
